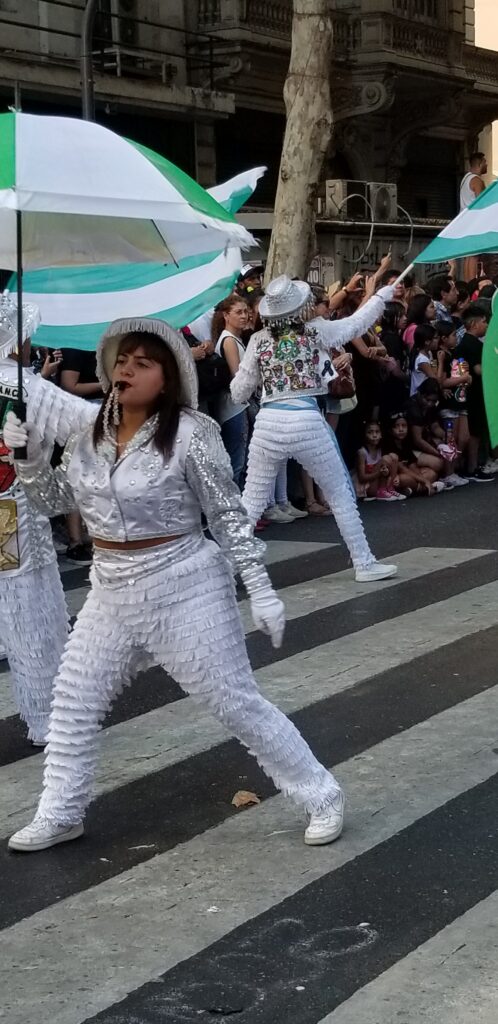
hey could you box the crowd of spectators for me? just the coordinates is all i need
[33,259,497,544]
[182,261,497,519]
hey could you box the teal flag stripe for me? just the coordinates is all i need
[11,250,222,296]
[414,232,498,264]
[221,186,253,216]
[30,270,239,351]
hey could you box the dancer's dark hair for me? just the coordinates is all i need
[93,331,181,457]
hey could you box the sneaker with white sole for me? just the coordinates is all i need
[376,487,398,502]
[263,506,295,524]
[280,502,309,519]
[355,560,397,583]
[305,790,345,846]
[8,813,84,852]
[445,473,469,487]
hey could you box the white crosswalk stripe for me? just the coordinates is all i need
[1,537,497,1024]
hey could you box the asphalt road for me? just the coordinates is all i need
[1,479,498,1024]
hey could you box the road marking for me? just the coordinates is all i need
[2,685,498,1024]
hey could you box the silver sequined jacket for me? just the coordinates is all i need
[230,287,393,405]
[0,360,97,576]
[15,410,266,582]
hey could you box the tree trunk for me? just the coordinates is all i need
[265,0,333,283]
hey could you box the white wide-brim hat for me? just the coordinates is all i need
[259,275,312,320]
[96,317,198,410]
[0,298,41,360]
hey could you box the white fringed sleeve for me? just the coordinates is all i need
[27,373,98,447]
[314,286,394,351]
[229,334,262,405]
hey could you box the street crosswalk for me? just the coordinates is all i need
[1,534,498,1024]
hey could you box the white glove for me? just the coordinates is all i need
[2,412,41,458]
[2,412,28,450]
[377,285,395,302]
[250,589,286,648]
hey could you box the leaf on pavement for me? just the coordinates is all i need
[231,790,261,808]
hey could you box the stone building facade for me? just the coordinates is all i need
[1,1,498,278]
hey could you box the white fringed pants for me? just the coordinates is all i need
[243,404,375,569]
[0,561,69,743]
[37,534,339,826]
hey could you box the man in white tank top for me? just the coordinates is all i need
[460,151,487,210]
[460,152,488,282]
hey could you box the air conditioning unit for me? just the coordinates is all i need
[368,182,398,222]
[323,180,398,222]
[111,0,138,46]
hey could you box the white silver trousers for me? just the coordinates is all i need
[243,405,375,569]
[0,561,69,742]
[37,534,339,826]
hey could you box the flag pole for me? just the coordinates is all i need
[392,263,415,287]
[13,84,27,459]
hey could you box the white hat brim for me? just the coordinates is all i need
[96,317,198,410]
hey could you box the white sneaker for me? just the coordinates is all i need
[8,813,84,852]
[280,502,309,519]
[263,506,295,524]
[432,481,445,494]
[483,459,498,475]
[305,790,345,846]
[355,560,398,583]
[445,473,469,487]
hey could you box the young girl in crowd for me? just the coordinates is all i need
[383,414,444,496]
[354,421,406,502]
[409,324,438,395]
[403,294,436,350]
[212,294,250,489]
[435,321,471,455]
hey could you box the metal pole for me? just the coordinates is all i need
[81,0,99,120]
[14,209,27,460]
[12,85,26,458]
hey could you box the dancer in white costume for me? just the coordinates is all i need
[0,301,95,744]
[231,275,398,582]
[6,318,344,852]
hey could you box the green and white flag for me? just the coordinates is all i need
[414,180,498,264]
[482,291,498,447]
[0,112,255,268]
[8,169,265,350]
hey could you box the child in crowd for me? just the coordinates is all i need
[404,378,467,488]
[354,421,406,502]
[455,302,494,482]
[409,324,438,395]
[452,282,471,342]
[435,321,472,455]
[383,413,444,496]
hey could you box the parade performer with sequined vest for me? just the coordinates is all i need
[6,317,345,852]
[0,300,96,745]
[230,273,398,583]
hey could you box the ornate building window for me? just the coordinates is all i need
[393,0,446,25]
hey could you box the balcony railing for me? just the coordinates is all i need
[463,45,498,87]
